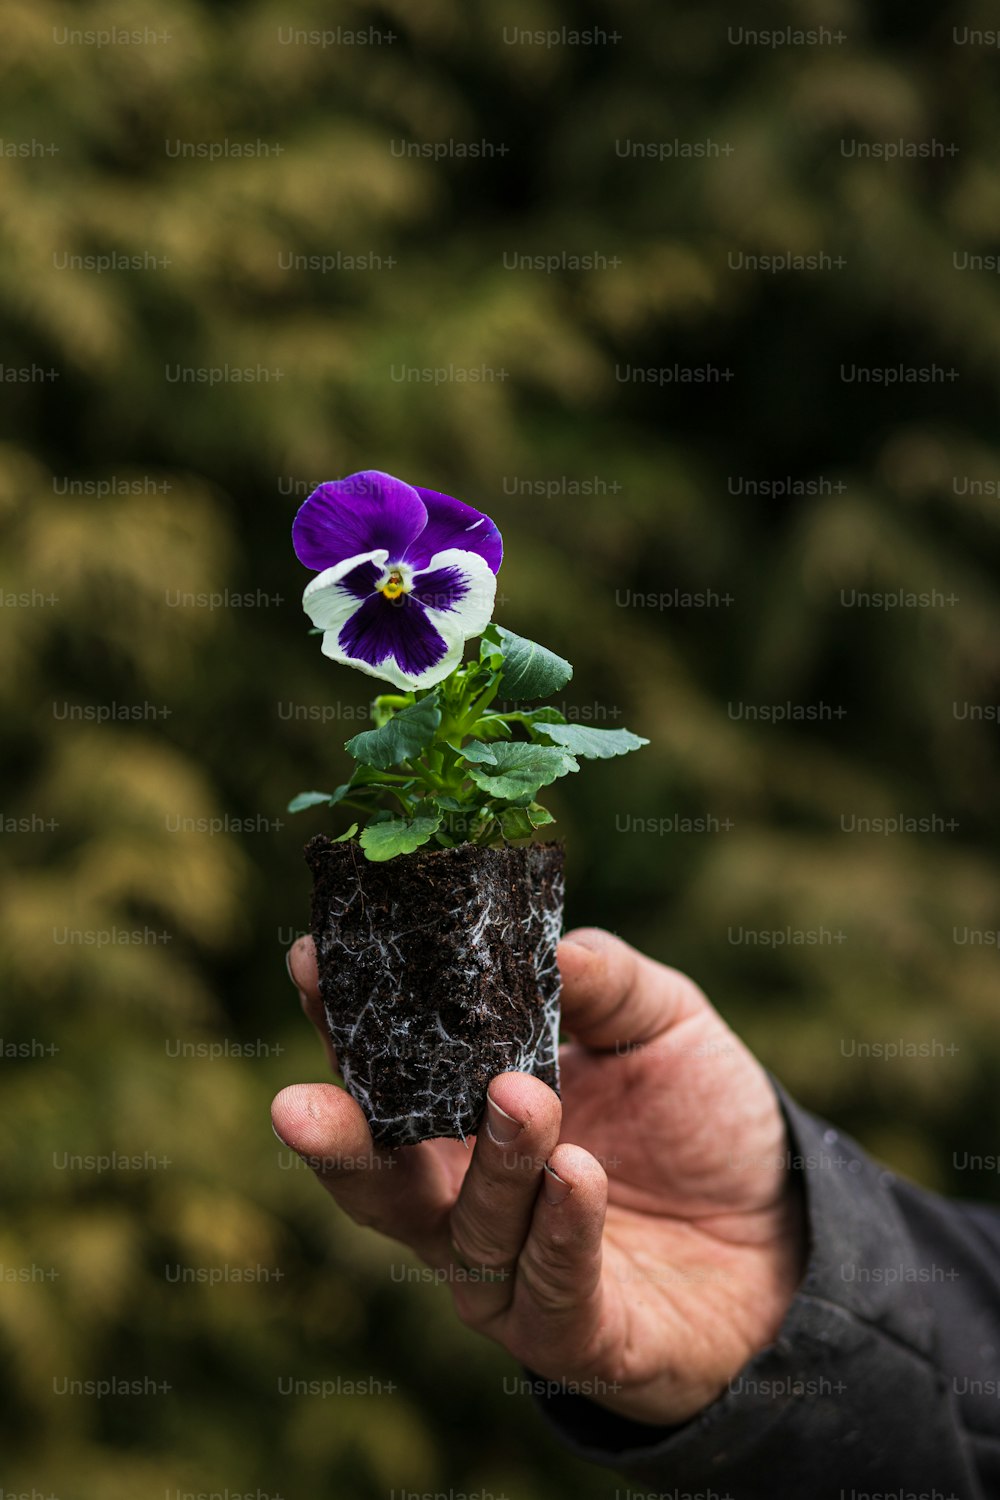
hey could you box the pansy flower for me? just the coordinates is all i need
[292,470,502,690]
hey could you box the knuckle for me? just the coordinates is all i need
[516,1248,581,1314]
[658,962,709,1018]
[449,1220,511,1271]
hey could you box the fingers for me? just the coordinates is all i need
[271,1082,455,1266]
[448,1073,562,1324]
[287,933,319,998]
[557,928,705,1052]
[273,1065,616,1383]
[286,936,339,1073]
[504,1143,612,1374]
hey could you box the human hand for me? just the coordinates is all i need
[272,928,806,1425]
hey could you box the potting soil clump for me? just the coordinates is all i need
[306,836,564,1146]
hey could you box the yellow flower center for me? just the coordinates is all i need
[380,569,407,600]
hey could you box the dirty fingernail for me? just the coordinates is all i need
[486,1096,522,1146]
[543,1163,573,1205]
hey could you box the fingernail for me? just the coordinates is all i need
[271,1118,291,1147]
[486,1095,522,1146]
[543,1163,573,1205]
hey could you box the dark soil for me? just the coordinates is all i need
[305,837,565,1146]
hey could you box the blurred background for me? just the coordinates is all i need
[2,0,1000,1494]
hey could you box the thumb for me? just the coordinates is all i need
[557,928,706,1052]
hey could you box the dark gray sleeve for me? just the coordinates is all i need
[528,1080,999,1498]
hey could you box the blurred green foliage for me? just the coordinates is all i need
[2,0,1000,1494]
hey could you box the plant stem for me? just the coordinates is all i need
[462,677,501,727]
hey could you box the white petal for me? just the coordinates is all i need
[301,550,388,632]
[412,548,497,644]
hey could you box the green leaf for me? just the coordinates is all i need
[287,789,339,813]
[468,715,513,741]
[289,778,412,814]
[526,803,556,827]
[515,706,567,726]
[538,723,650,759]
[461,740,579,799]
[332,822,359,842]
[482,625,573,701]
[498,806,534,839]
[344,763,412,792]
[359,811,443,861]
[478,634,504,670]
[345,691,441,769]
[458,740,500,765]
[356,786,413,801]
[499,799,558,840]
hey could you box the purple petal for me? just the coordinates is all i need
[340,558,382,600]
[405,487,503,575]
[292,471,427,572]
[338,592,449,679]
[409,564,470,613]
